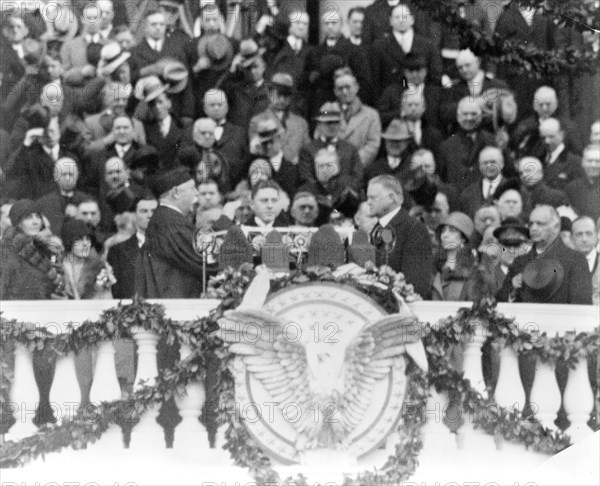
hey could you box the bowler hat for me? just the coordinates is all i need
[315,102,342,122]
[130,145,160,172]
[493,217,529,245]
[438,212,474,242]
[522,259,564,301]
[382,119,412,141]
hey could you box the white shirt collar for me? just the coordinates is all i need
[468,70,486,96]
[586,250,597,272]
[161,115,172,133]
[287,35,302,51]
[387,0,400,6]
[548,143,565,164]
[12,43,24,59]
[379,206,401,228]
[387,154,401,170]
[349,36,361,46]
[270,152,284,172]
[100,25,112,40]
[160,202,183,215]
[393,28,413,51]
[254,217,274,228]
[136,231,146,248]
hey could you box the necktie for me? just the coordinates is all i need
[116,144,125,158]
[214,125,224,141]
[389,157,401,170]
[160,119,169,137]
[370,222,383,245]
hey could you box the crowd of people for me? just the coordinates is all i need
[0,0,598,305]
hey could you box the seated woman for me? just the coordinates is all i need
[432,212,475,301]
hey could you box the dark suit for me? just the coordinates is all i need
[363,152,414,188]
[82,142,140,196]
[137,205,204,299]
[497,236,592,304]
[523,182,569,209]
[306,37,373,115]
[222,79,270,129]
[267,41,311,93]
[107,233,142,299]
[565,177,600,221]
[459,177,506,218]
[363,0,439,47]
[371,32,442,93]
[437,129,496,190]
[0,37,25,102]
[377,83,442,129]
[543,149,584,192]
[298,139,363,194]
[143,117,185,170]
[34,189,88,236]
[270,157,300,199]
[129,38,190,83]
[213,121,249,186]
[4,142,61,200]
[373,208,433,299]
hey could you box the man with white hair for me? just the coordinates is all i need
[442,49,507,129]
[539,118,584,190]
[437,97,496,189]
[512,86,581,158]
[497,204,592,304]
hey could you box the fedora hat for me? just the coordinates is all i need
[135,75,168,102]
[382,119,412,141]
[522,259,564,301]
[438,212,475,242]
[196,33,233,71]
[493,216,529,246]
[161,59,188,94]
[99,42,130,74]
[239,38,264,68]
[315,102,342,122]
[256,117,282,143]
[270,72,295,94]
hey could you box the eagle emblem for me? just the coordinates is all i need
[217,276,427,462]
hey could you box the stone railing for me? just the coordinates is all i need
[1,299,598,483]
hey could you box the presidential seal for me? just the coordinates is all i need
[218,274,427,465]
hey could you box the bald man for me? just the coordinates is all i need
[203,89,249,186]
[498,205,592,304]
[437,97,496,189]
[442,49,507,130]
[539,118,585,190]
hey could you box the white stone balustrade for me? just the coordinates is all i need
[1,300,597,470]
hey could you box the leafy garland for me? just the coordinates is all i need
[411,0,599,76]
[1,267,598,484]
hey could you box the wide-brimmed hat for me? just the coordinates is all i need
[522,259,564,301]
[269,72,294,95]
[315,102,342,122]
[135,75,168,102]
[382,119,412,141]
[149,166,193,197]
[239,38,264,68]
[438,212,474,241]
[493,217,529,246]
[256,117,282,143]
[161,59,188,94]
[99,42,130,74]
[130,145,160,172]
[196,33,233,71]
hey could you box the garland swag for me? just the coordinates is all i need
[1,264,598,485]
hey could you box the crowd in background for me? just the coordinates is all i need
[0,0,598,305]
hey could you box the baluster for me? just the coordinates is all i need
[130,327,164,450]
[173,343,209,453]
[456,320,494,451]
[49,351,81,422]
[529,357,561,430]
[564,357,594,443]
[8,343,39,439]
[494,345,526,411]
[421,387,455,450]
[89,340,123,450]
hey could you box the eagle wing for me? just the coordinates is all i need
[338,314,422,436]
[218,309,316,439]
